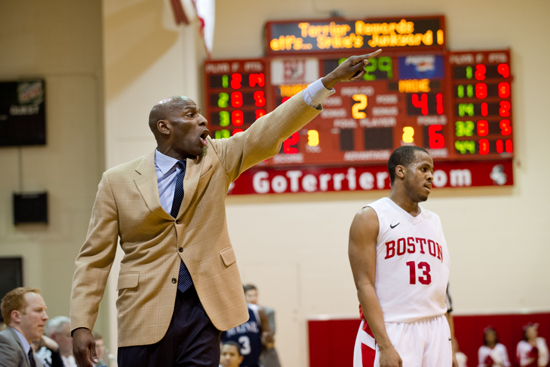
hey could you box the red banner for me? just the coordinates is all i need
[228,160,513,195]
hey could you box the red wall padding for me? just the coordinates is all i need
[308,313,550,367]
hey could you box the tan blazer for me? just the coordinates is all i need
[70,92,320,347]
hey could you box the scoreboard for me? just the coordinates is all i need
[203,16,514,185]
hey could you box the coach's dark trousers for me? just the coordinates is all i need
[118,286,221,367]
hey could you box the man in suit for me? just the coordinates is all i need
[70,50,382,367]
[0,287,48,367]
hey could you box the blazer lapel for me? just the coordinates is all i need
[6,327,31,366]
[134,151,173,221]
[177,155,204,218]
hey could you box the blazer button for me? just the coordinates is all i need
[172,278,177,284]
[175,220,180,224]
[178,247,183,252]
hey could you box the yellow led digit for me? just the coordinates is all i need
[402,126,414,143]
[307,130,319,146]
[352,94,368,119]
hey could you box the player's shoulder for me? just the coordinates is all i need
[420,205,442,223]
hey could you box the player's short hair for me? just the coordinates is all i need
[222,341,242,356]
[45,316,71,337]
[0,287,41,326]
[243,284,257,293]
[387,146,429,184]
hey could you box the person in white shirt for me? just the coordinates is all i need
[478,326,511,367]
[517,323,549,367]
[45,316,77,367]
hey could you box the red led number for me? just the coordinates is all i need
[476,83,487,99]
[499,101,511,117]
[500,120,512,135]
[428,124,445,149]
[231,92,243,108]
[249,73,265,87]
[496,139,513,154]
[477,120,489,136]
[498,82,510,98]
[481,102,488,117]
[406,261,432,285]
[479,139,489,155]
[232,129,244,136]
[436,93,444,115]
[231,110,243,127]
[412,93,428,115]
[283,132,299,154]
[255,109,266,119]
[475,64,486,81]
[254,91,266,107]
[497,63,510,78]
[231,73,242,89]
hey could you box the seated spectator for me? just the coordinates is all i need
[478,326,511,367]
[517,323,549,367]
[220,341,244,367]
[45,316,76,367]
[0,287,48,367]
[34,335,65,367]
[453,339,468,367]
[92,331,108,367]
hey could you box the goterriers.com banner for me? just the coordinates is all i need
[228,160,513,195]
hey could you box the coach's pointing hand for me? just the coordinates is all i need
[321,49,382,89]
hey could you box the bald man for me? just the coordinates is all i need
[70,50,382,367]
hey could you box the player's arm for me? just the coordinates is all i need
[349,207,402,367]
[258,308,274,347]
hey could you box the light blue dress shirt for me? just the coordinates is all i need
[11,327,32,357]
[154,78,335,210]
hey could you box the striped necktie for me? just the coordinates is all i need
[28,349,36,367]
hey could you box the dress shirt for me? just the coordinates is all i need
[61,354,77,367]
[154,78,334,209]
[12,327,32,357]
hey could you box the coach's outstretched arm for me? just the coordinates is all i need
[321,49,382,89]
[349,207,402,367]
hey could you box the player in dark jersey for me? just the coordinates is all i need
[221,303,272,367]
[220,341,244,367]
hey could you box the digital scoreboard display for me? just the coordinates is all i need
[204,16,513,171]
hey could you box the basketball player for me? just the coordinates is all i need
[220,341,244,367]
[348,146,458,367]
[221,303,271,367]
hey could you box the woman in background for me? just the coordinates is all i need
[517,323,549,367]
[478,326,511,367]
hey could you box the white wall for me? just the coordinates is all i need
[211,1,550,366]
[0,0,109,343]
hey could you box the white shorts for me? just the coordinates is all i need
[353,315,452,367]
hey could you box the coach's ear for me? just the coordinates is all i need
[395,165,406,180]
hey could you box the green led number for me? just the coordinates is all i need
[222,75,229,88]
[457,85,464,98]
[219,111,229,127]
[364,58,377,81]
[455,140,476,154]
[338,58,346,65]
[378,57,393,79]
[467,85,474,98]
[458,103,474,117]
[218,93,229,108]
[215,130,230,139]
[455,121,474,137]
[466,66,473,80]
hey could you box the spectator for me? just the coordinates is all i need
[45,316,76,367]
[220,341,244,367]
[92,332,107,367]
[478,326,511,367]
[0,287,48,367]
[517,323,549,367]
[244,284,281,367]
[453,339,468,367]
[34,335,64,367]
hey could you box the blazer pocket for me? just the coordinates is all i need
[199,164,214,178]
[220,246,236,267]
[117,272,139,290]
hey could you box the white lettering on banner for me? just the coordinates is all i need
[321,108,347,118]
[302,174,317,192]
[319,174,331,191]
[340,86,374,96]
[333,173,345,191]
[359,172,375,190]
[347,168,357,190]
[272,176,287,193]
[344,150,391,161]
[286,170,303,192]
[376,172,389,189]
[371,106,399,116]
[432,170,447,187]
[359,117,396,128]
[334,119,357,128]
[253,171,270,194]
[450,169,472,187]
